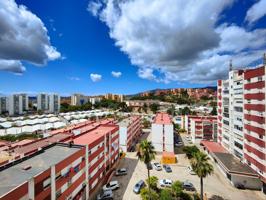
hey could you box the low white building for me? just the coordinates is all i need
[151,113,174,152]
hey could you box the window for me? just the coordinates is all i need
[56,173,61,180]
[259,135,263,139]
[43,178,51,189]
[258,77,262,81]
[74,165,79,173]
[247,79,251,83]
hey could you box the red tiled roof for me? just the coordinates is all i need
[200,141,227,153]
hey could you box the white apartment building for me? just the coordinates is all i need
[118,116,141,152]
[8,94,28,116]
[48,94,60,113]
[71,94,89,106]
[37,93,48,111]
[218,69,245,159]
[151,113,174,152]
[218,61,266,192]
[89,97,102,105]
[0,97,8,114]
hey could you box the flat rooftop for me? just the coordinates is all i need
[200,141,227,153]
[154,113,172,124]
[118,116,139,127]
[0,143,81,197]
[214,152,258,176]
[73,125,117,146]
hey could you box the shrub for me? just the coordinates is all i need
[146,176,159,191]
[180,192,193,200]
[171,180,182,197]
[140,188,159,200]
[160,189,173,200]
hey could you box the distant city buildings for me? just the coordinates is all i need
[37,93,60,114]
[8,94,28,116]
[118,116,141,152]
[71,93,89,106]
[151,113,174,152]
[0,97,8,114]
[105,93,123,102]
[218,62,266,189]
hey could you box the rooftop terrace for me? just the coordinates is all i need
[153,113,172,125]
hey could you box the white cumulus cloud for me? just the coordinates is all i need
[111,71,122,78]
[0,0,61,74]
[246,0,266,24]
[89,0,266,83]
[90,73,102,82]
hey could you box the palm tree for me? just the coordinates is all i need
[190,151,214,200]
[136,140,156,200]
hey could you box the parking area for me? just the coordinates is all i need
[108,132,264,200]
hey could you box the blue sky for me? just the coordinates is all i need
[0,0,266,96]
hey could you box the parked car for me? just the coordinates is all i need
[153,162,162,171]
[97,190,113,200]
[159,179,173,187]
[115,168,127,176]
[182,181,196,191]
[103,181,119,191]
[163,164,172,173]
[133,180,145,194]
[187,166,196,175]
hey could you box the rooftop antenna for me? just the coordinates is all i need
[229,59,233,71]
[263,53,266,65]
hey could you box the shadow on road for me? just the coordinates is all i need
[209,195,228,200]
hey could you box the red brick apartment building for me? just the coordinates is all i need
[184,115,217,136]
[0,119,119,200]
[218,63,266,193]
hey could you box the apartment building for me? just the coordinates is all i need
[0,119,119,199]
[72,123,119,195]
[71,94,89,106]
[8,94,28,116]
[218,62,266,192]
[37,93,49,111]
[105,93,123,102]
[151,113,174,152]
[185,115,217,135]
[0,143,87,200]
[0,97,8,114]
[89,97,102,105]
[190,118,217,143]
[49,94,60,113]
[118,116,141,152]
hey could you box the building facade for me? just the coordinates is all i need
[218,63,266,192]
[118,116,141,152]
[185,115,217,135]
[71,94,89,106]
[48,94,60,113]
[104,93,123,102]
[190,118,217,143]
[0,97,8,115]
[37,93,49,111]
[151,113,174,152]
[8,94,28,116]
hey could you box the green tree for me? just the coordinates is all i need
[210,106,217,115]
[183,145,200,159]
[136,140,156,200]
[171,180,182,197]
[142,119,151,129]
[146,176,158,191]
[190,152,214,200]
[167,105,176,116]
[143,103,148,113]
[150,103,159,114]
[160,189,172,200]
[140,188,159,200]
